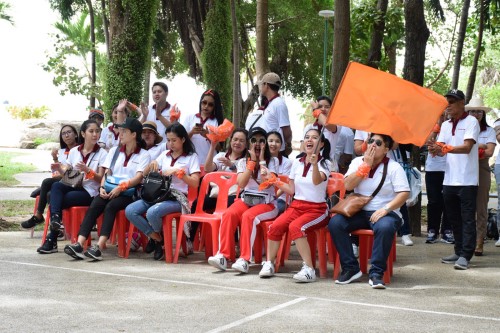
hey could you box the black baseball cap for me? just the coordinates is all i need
[117,117,143,137]
[445,89,465,100]
[248,126,267,138]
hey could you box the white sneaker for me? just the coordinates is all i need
[259,261,275,278]
[231,258,249,273]
[495,239,500,247]
[293,263,316,283]
[401,234,414,246]
[352,243,359,258]
[208,254,227,270]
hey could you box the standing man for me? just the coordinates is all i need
[428,89,479,270]
[258,72,293,156]
[137,82,179,143]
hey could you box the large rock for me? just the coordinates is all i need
[20,119,81,143]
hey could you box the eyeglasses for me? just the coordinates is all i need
[468,110,483,114]
[250,137,266,145]
[368,138,383,147]
[201,100,214,107]
[61,130,74,137]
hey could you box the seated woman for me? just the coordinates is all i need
[259,128,332,282]
[328,133,409,289]
[64,117,151,261]
[266,130,292,213]
[37,119,107,253]
[98,101,130,150]
[185,128,248,251]
[142,120,166,160]
[21,124,79,229]
[125,123,200,261]
[207,127,279,273]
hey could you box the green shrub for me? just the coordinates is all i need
[7,105,50,120]
[33,138,53,148]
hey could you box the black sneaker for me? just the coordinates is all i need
[335,270,362,285]
[369,275,386,289]
[57,229,65,241]
[153,241,164,261]
[145,238,156,254]
[50,213,62,232]
[21,215,44,229]
[84,244,103,261]
[64,243,85,260]
[38,238,58,254]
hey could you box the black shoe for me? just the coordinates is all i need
[50,213,62,232]
[38,238,58,254]
[21,215,44,229]
[335,270,362,285]
[57,229,65,241]
[30,187,42,198]
[154,241,164,261]
[64,243,85,260]
[84,244,103,261]
[369,275,386,289]
[145,238,156,254]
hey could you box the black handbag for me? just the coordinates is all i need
[140,172,173,204]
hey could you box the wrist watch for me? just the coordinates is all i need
[383,205,391,212]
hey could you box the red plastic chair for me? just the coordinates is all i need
[173,171,238,263]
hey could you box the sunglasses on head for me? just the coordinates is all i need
[250,137,266,145]
[201,100,214,107]
[368,138,383,147]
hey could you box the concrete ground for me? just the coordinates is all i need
[0,231,500,332]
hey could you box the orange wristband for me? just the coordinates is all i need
[176,169,186,179]
[85,169,96,180]
[356,162,371,178]
[312,109,322,118]
[246,160,256,171]
[436,142,454,154]
[118,180,130,191]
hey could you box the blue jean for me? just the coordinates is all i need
[49,181,93,215]
[443,185,477,260]
[125,199,181,236]
[328,210,402,277]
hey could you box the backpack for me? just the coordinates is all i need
[140,172,173,205]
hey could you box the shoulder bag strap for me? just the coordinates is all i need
[370,159,388,198]
[108,146,121,176]
[249,114,263,131]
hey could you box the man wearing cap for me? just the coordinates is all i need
[258,72,293,156]
[142,121,166,160]
[428,89,479,270]
[89,109,105,128]
[138,82,179,143]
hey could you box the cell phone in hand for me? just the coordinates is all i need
[195,123,202,127]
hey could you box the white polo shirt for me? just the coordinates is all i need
[290,157,332,203]
[237,157,279,197]
[103,146,151,179]
[478,126,496,145]
[335,126,355,161]
[437,115,479,186]
[303,123,341,170]
[147,143,166,161]
[156,151,200,194]
[184,113,219,165]
[65,144,108,197]
[425,153,447,172]
[262,96,290,152]
[57,148,70,164]
[144,104,173,142]
[347,157,409,217]
[98,124,120,150]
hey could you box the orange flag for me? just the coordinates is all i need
[326,62,447,146]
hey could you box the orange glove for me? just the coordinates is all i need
[436,142,454,155]
[85,169,96,180]
[258,173,285,191]
[170,104,180,122]
[176,169,186,179]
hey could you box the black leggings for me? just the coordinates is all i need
[36,177,60,215]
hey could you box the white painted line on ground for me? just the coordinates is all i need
[2,259,500,323]
[205,297,307,333]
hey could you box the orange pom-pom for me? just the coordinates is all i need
[176,169,186,179]
[206,119,235,142]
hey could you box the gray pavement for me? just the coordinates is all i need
[0,231,499,332]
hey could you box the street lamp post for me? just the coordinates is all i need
[319,10,335,96]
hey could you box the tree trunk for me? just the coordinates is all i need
[402,0,430,237]
[256,0,269,78]
[367,0,388,69]
[86,0,96,108]
[465,0,485,103]
[451,0,470,89]
[230,0,242,126]
[101,0,110,56]
[330,0,350,98]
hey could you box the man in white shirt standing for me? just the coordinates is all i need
[429,89,479,270]
[258,72,293,156]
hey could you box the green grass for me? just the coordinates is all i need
[0,200,35,217]
[0,152,36,186]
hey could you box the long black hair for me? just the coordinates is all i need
[165,123,196,155]
[59,124,79,149]
[78,119,99,144]
[303,128,331,169]
[199,89,224,125]
[266,130,286,164]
